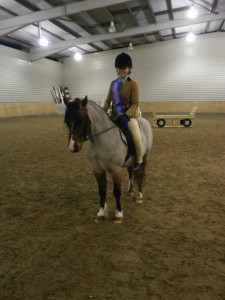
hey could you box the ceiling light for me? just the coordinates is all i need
[187,6,198,18]
[74,52,83,61]
[186,32,196,42]
[39,36,49,47]
[108,21,116,33]
[38,23,49,47]
[128,42,133,50]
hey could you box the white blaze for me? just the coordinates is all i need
[68,138,74,152]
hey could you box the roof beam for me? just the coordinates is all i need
[30,10,225,61]
[0,5,22,35]
[0,26,24,36]
[0,0,131,36]
[146,1,162,40]
[165,0,176,39]
[204,0,219,33]
[188,0,219,14]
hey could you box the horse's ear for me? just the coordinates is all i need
[82,95,88,107]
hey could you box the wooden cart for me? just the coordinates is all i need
[152,106,198,128]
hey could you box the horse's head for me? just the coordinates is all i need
[64,96,91,153]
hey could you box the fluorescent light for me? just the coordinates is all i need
[108,21,116,33]
[186,32,196,42]
[39,36,49,47]
[187,6,198,18]
[74,52,83,61]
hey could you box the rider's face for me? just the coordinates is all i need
[116,67,131,79]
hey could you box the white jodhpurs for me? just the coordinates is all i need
[128,118,143,163]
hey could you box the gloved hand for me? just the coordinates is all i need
[117,114,130,128]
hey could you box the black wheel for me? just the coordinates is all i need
[182,119,192,127]
[157,119,166,127]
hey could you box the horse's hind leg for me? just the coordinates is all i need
[136,152,148,204]
[127,167,134,197]
[93,170,108,221]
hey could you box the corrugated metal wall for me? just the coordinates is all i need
[0,45,62,103]
[62,32,225,103]
[1,32,225,106]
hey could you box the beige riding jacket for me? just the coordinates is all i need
[103,77,139,121]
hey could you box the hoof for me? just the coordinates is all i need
[136,192,143,204]
[96,204,108,222]
[127,190,135,197]
[136,199,144,204]
[114,217,123,224]
[114,210,123,223]
[94,216,106,223]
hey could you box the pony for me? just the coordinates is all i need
[64,96,153,223]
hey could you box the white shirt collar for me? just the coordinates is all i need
[118,76,128,84]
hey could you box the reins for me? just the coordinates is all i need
[83,124,117,142]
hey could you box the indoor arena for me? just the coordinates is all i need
[1,1,225,299]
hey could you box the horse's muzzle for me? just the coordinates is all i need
[68,138,82,153]
[72,145,80,153]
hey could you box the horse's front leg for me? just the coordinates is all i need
[93,170,108,222]
[110,168,123,223]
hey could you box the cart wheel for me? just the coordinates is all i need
[182,119,192,127]
[157,119,166,127]
[180,119,184,125]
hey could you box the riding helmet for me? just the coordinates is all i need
[115,52,132,69]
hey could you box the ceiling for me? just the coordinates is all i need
[0,0,225,62]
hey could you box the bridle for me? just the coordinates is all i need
[69,107,117,142]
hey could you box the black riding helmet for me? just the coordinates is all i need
[115,52,132,69]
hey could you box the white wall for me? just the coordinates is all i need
[0,45,62,103]
[1,32,225,105]
[62,32,225,103]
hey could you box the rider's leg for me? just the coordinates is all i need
[128,118,143,164]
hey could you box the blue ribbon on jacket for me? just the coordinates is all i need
[112,78,128,128]
[112,78,123,116]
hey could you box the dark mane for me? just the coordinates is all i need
[64,98,82,128]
